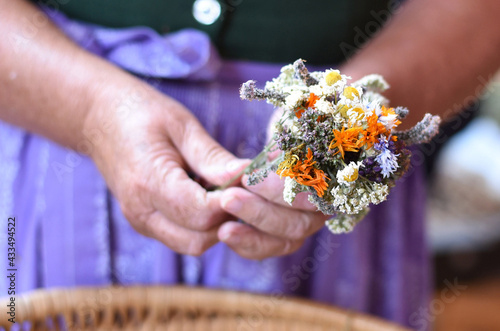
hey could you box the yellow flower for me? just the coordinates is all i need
[342,86,360,100]
[325,70,341,86]
[337,104,349,118]
[338,105,364,120]
[277,152,299,175]
[343,169,359,182]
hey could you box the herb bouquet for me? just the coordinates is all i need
[236,59,441,234]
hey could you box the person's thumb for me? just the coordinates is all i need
[172,119,250,186]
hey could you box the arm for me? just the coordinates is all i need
[0,0,247,255]
[341,0,500,129]
[0,0,106,147]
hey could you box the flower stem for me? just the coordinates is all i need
[218,140,277,190]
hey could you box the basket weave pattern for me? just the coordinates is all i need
[1,286,410,330]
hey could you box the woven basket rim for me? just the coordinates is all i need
[0,285,411,331]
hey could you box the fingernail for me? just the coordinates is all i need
[241,174,250,188]
[222,196,243,213]
[226,159,248,172]
[222,232,240,245]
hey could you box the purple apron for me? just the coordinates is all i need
[0,7,430,328]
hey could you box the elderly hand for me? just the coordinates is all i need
[218,109,328,260]
[218,175,329,260]
[86,82,248,256]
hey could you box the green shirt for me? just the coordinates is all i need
[37,0,393,64]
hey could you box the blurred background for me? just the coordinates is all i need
[426,71,500,330]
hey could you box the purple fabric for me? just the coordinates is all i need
[0,7,431,329]
[44,7,221,81]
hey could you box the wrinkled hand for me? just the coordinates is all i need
[218,109,328,260]
[86,82,247,255]
[219,176,329,260]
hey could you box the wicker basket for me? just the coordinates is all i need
[0,286,411,331]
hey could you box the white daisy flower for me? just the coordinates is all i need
[336,161,364,186]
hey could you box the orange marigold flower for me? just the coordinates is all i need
[296,93,320,119]
[295,107,305,119]
[316,115,326,123]
[380,105,402,127]
[359,113,387,149]
[380,106,393,116]
[305,93,320,109]
[277,148,329,197]
[296,168,330,197]
[328,126,363,159]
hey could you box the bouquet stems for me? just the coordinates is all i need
[218,140,277,190]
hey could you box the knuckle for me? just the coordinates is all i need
[118,179,156,235]
[119,177,151,209]
[282,240,293,255]
[282,239,302,256]
[181,121,208,152]
[179,116,196,137]
[249,252,268,260]
[128,168,151,191]
[183,213,212,231]
[201,144,228,174]
[313,213,329,231]
[121,206,138,227]
[169,192,214,231]
[194,218,214,232]
[203,143,221,161]
[287,213,312,241]
[185,238,209,256]
[250,205,267,228]
[168,204,194,227]
[120,196,143,224]
[240,244,267,260]
[124,208,153,236]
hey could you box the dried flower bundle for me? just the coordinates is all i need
[239,59,441,234]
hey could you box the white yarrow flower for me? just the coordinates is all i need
[284,91,306,110]
[352,74,389,93]
[283,177,301,205]
[325,208,369,234]
[315,98,335,114]
[361,91,389,107]
[369,183,389,204]
[309,84,336,98]
[331,185,370,214]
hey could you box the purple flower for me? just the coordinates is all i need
[374,137,399,178]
